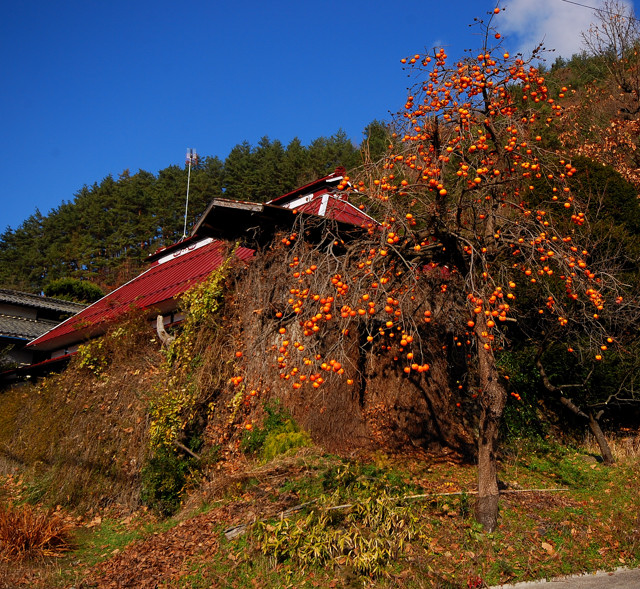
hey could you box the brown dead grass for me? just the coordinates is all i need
[0,311,165,513]
[0,503,72,562]
[583,429,640,462]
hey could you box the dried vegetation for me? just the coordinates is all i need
[0,311,163,512]
[0,503,72,562]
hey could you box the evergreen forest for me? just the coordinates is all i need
[0,124,389,294]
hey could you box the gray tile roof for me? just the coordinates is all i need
[0,289,86,313]
[0,314,59,340]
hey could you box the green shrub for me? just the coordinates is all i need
[241,401,310,460]
[76,339,109,376]
[261,422,312,461]
[497,348,547,443]
[253,490,421,576]
[140,447,198,516]
[320,462,419,501]
[44,277,104,303]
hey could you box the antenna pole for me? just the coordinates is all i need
[183,148,197,238]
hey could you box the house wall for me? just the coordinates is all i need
[1,337,33,366]
[51,345,80,359]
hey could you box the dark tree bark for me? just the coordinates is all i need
[535,352,615,465]
[475,326,508,532]
[588,412,615,465]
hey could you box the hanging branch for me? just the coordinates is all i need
[535,348,615,465]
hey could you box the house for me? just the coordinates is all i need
[191,167,375,241]
[25,169,375,364]
[0,289,85,370]
[24,238,256,360]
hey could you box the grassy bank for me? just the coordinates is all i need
[1,436,638,588]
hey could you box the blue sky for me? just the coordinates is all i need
[1,0,632,232]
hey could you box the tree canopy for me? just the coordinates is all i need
[247,8,640,530]
[44,277,105,304]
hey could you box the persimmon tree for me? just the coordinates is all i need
[261,9,629,531]
[581,0,640,112]
[510,155,640,464]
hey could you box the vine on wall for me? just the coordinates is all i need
[149,248,237,450]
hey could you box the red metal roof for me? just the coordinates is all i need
[28,239,254,351]
[27,172,377,356]
[266,168,344,207]
[1,351,76,381]
[265,168,375,228]
[293,194,375,227]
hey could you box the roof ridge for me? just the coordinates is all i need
[0,288,87,310]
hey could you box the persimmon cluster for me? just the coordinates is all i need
[262,14,624,401]
[264,240,460,392]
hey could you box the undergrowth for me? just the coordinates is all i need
[254,490,423,576]
[2,439,639,587]
[0,503,72,561]
[243,445,640,585]
[142,253,237,515]
[149,251,235,452]
[140,447,201,517]
[0,251,240,518]
[241,401,312,461]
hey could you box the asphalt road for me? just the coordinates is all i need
[491,568,640,588]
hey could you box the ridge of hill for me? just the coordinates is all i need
[0,125,389,295]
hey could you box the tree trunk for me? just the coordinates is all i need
[475,331,508,532]
[156,315,175,347]
[476,406,501,531]
[535,352,615,466]
[588,412,615,465]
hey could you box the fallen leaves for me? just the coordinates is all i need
[541,541,555,555]
[86,516,102,528]
[83,508,224,588]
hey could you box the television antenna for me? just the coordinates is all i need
[183,148,198,238]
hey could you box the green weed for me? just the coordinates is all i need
[241,401,311,461]
[252,490,423,576]
[70,519,144,567]
[140,447,200,516]
[261,423,312,462]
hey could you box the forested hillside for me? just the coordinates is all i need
[0,125,388,294]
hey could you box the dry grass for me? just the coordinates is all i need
[583,428,640,462]
[0,311,165,513]
[0,503,72,561]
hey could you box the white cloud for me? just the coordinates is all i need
[500,0,635,60]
